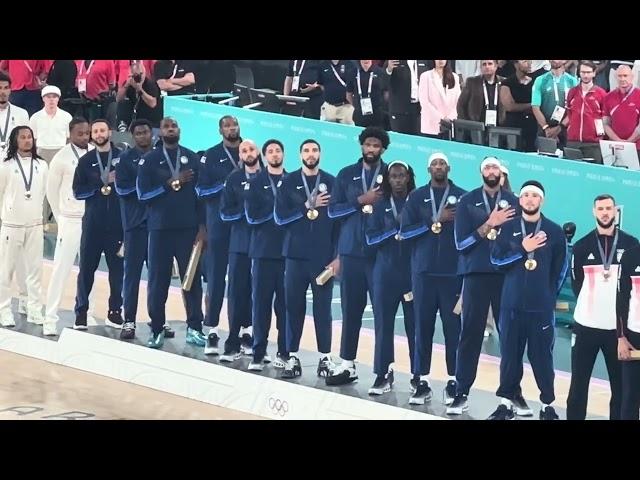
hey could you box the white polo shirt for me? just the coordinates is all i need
[29,107,72,149]
[0,103,30,161]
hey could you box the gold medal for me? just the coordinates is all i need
[487,228,498,240]
[525,259,537,271]
[307,209,319,220]
[362,204,373,214]
[431,222,442,234]
[170,179,181,191]
[101,185,112,196]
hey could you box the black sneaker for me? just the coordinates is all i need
[539,406,559,420]
[240,333,253,355]
[281,356,302,379]
[446,394,469,415]
[444,380,457,406]
[368,370,394,396]
[513,393,533,417]
[163,324,175,339]
[273,353,288,369]
[409,380,433,405]
[410,376,420,394]
[325,364,358,386]
[105,310,124,329]
[219,349,241,363]
[317,356,334,377]
[74,312,88,330]
[120,322,136,340]
[204,332,220,355]
[487,404,515,420]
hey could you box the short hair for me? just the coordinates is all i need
[0,72,10,85]
[219,115,238,128]
[579,61,597,72]
[129,118,153,133]
[299,139,320,152]
[358,126,390,149]
[594,194,615,205]
[69,116,89,133]
[91,118,111,129]
[262,139,284,155]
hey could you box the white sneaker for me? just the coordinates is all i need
[27,307,44,325]
[43,323,57,336]
[0,312,16,327]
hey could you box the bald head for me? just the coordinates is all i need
[239,139,260,168]
[160,116,180,146]
[617,65,634,90]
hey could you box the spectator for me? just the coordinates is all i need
[346,60,387,129]
[609,60,635,91]
[457,60,504,126]
[582,60,610,91]
[0,60,50,116]
[603,65,640,156]
[46,60,78,112]
[418,60,461,137]
[75,60,116,123]
[115,60,155,87]
[497,60,515,79]
[0,72,30,161]
[530,60,550,80]
[563,61,607,163]
[116,61,161,135]
[384,60,432,134]
[531,60,579,149]
[318,60,355,125]
[283,60,323,120]
[500,60,537,151]
[154,60,197,96]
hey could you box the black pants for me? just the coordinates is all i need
[566,323,622,420]
[622,330,640,420]
[389,103,420,134]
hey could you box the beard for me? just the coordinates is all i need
[162,134,179,145]
[268,159,283,168]
[596,217,615,229]
[363,153,380,165]
[303,158,319,170]
[482,174,500,188]
[243,156,260,168]
[522,206,540,216]
[224,132,240,142]
[93,137,110,147]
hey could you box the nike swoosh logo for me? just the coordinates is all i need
[424,198,431,203]
[241,181,247,185]
[263,185,270,189]
[160,161,165,165]
[542,325,551,330]
[513,232,522,237]
[385,208,393,212]
[220,158,227,162]
[296,185,304,190]
[353,176,361,181]
[324,69,330,72]
[475,202,483,206]
[91,162,98,167]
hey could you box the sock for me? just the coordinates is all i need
[501,398,513,408]
[448,375,456,381]
[420,375,430,386]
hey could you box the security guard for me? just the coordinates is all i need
[244,139,287,371]
[365,161,417,395]
[72,119,124,330]
[218,139,262,362]
[274,139,338,379]
[488,180,567,420]
[136,117,207,348]
[327,126,389,386]
[196,115,241,355]
[400,153,467,405]
[448,156,523,415]
[567,194,638,420]
[115,119,173,340]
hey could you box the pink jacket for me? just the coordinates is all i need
[418,69,461,135]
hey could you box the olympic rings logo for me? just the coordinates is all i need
[268,397,289,417]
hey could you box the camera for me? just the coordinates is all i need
[133,73,142,83]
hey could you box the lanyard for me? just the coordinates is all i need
[301,171,321,208]
[293,60,306,77]
[223,145,240,170]
[483,81,499,108]
[15,156,34,194]
[552,77,569,104]
[162,146,181,180]
[429,184,451,223]
[95,149,113,186]
[596,230,619,273]
[79,60,95,77]
[610,87,636,116]
[357,69,374,98]
[330,63,346,87]
[482,189,502,216]
[361,163,381,194]
[521,218,543,263]
[0,105,11,144]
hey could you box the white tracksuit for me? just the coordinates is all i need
[0,155,48,320]
[45,143,95,326]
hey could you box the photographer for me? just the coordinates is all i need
[116,62,161,135]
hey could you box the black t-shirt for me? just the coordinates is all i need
[126,77,162,127]
[347,65,387,115]
[287,60,322,97]
[154,60,197,96]
[47,60,78,99]
[318,60,356,104]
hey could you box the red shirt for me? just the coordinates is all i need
[603,86,640,149]
[115,60,156,86]
[75,60,116,100]
[0,60,51,90]
[566,84,607,143]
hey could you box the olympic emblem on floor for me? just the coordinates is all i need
[268,397,289,417]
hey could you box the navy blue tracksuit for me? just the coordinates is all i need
[365,195,415,376]
[245,169,287,360]
[454,186,520,396]
[220,167,257,352]
[400,181,467,377]
[115,147,150,324]
[136,145,204,335]
[328,159,387,361]
[491,215,568,405]
[72,147,124,316]
[275,168,338,354]
[196,142,238,328]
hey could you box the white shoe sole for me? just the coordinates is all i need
[43,325,57,336]
[446,404,469,415]
[368,384,393,396]
[247,363,264,371]
[0,321,16,328]
[219,354,240,363]
[73,324,88,330]
[204,346,219,355]
[241,346,253,356]
[515,407,533,417]
[105,319,123,329]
